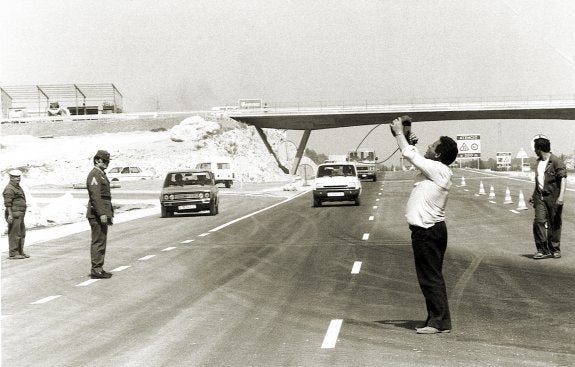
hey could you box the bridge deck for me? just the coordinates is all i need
[229,100,575,130]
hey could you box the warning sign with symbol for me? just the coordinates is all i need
[456,134,481,158]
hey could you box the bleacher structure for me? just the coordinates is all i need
[0,83,123,118]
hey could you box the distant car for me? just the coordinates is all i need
[312,163,362,207]
[159,169,219,217]
[195,158,234,188]
[107,166,154,181]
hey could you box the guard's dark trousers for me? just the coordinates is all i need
[410,221,452,331]
[89,217,108,272]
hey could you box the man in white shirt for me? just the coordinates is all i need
[530,135,567,259]
[390,116,458,334]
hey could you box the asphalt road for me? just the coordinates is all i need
[2,170,574,367]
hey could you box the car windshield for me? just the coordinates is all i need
[317,165,355,177]
[164,172,212,187]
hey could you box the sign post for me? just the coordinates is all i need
[516,148,529,172]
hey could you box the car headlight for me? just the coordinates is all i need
[163,194,169,200]
[199,193,204,198]
[169,194,174,200]
[205,192,210,198]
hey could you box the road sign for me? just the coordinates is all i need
[238,99,262,109]
[497,152,512,166]
[516,148,529,159]
[456,134,481,158]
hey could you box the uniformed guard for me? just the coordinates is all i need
[3,169,29,259]
[86,150,114,279]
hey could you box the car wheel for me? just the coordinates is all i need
[373,176,377,182]
[313,198,321,207]
[225,181,231,188]
[210,202,217,215]
[161,206,168,218]
[355,197,361,206]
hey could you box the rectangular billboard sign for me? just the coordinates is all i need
[238,99,262,109]
[456,134,481,158]
[497,152,512,166]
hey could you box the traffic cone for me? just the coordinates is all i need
[478,181,486,195]
[488,185,496,199]
[516,190,528,210]
[504,187,513,204]
[460,176,466,187]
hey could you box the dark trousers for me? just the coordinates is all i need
[89,217,108,272]
[533,194,563,254]
[410,221,452,330]
[7,215,26,257]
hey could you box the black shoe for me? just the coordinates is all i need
[20,253,30,258]
[8,254,26,260]
[533,252,552,260]
[91,270,113,279]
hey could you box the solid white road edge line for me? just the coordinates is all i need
[321,319,343,349]
[209,189,310,233]
[31,295,62,304]
[351,261,362,274]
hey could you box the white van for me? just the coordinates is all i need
[195,158,234,188]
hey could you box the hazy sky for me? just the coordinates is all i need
[2,0,575,159]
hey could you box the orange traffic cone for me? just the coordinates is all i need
[517,190,528,210]
[478,181,486,195]
[460,176,466,187]
[504,187,513,204]
[488,185,496,199]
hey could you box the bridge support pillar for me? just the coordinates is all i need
[291,129,311,175]
[255,127,290,174]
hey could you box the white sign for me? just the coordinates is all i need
[516,148,529,159]
[497,152,512,165]
[456,134,481,158]
[238,99,262,109]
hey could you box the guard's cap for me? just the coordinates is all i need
[8,169,22,177]
[94,150,111,161]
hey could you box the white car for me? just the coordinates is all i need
[107,166,154,181]
[312,163,362,207]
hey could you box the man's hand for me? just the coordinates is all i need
[390,118,404,137]
[557,198,564,205]
[100,214,108,224]
[408,133,419,145]
[7,214,13,224]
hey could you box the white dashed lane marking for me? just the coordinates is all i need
[76,279,99,287]
[369,216,374,221]
[181,239,194,244]
[31,295,62,304]
[162,247,177,251]
[112,265,131,272]
[362,233,370,241]
[372,206,378,209]
[351,261,362,274]
[198,233,210,237]
[138,255,156,261]
[321,319,343,349]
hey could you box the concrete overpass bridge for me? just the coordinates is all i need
[228,98,575,174]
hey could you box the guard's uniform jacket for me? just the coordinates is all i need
[86,166,114,220]
[3,181,27,218]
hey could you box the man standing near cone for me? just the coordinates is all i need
[530,135,567,260]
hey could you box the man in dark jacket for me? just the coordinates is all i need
[3,169,29,259]
[530,135,567,259]
[86,150,114,278]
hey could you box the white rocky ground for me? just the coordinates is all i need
[0,116,315,235]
